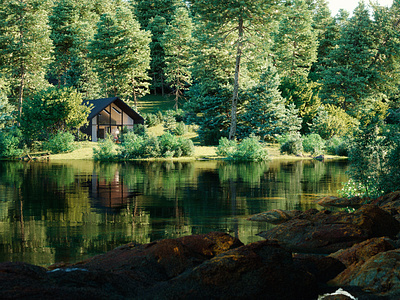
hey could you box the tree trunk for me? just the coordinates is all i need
[18,66,25,118]
[228,17,244,141]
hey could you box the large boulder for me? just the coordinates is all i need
[257,205,400,254]
[143,240,319,300]
[0,262,129,300]
[329,237,396,268]
[329,249,400,298]
[68,232,243,284]
[1,232,244,300]
[372,191,400,222]
[293,254,346,284]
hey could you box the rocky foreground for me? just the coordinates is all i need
[2,192,400,299]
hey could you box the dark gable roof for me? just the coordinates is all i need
[83,97,144,123]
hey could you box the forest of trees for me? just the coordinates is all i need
[0,0,399,195]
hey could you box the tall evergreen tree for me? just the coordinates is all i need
[272,0,319,133]
[89,1,151,106]
[147,16,167,95]
[273,0,318,80]
[239,65,300,140]
[0,0,53,115]
[190,0,278,140]
[318,1,400,116]
[133,0,182,95]
[49,0,79,87]
[162,5,193,110]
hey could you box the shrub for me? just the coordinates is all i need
[302,133,325,155]
[43,131,77,154]
[119,132,195,159]
[177,137,195,156]
[163,110,177,132]
[119,131,146,159]
[337,178,369,198]
[143,113,161,127]
[216,137,237,157]
[142,135,161,158]
[159,132,181,156]
[280,132,303,155]
[93,136,117,161]
[310,104,358,139]
[173,121,186,136]
[217,135,268,162]
[232,135,269,162]
[0,127,24,158]
[335,141,349,157]
[326,136,342,155]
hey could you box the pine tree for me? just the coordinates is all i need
[0,0,53,115]
[147,16,167,95]
[49,0,79,87]
[272,0,318,80]
[239,65,293,140]
[191,0,278,140]
[89,1,151,106]
[162,5,193,110]
[133,0,182,95]
[318,1,400,115]
[272,0,318,133]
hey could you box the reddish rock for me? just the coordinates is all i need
[257,205,400,253]
[330,249,400,297]
[145,240,319,300]
[71,232,243,283]
[248,209,302,224]
[329,237,396,267]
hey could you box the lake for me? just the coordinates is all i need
[0,159,348,267]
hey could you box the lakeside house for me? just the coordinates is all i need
[81,97,144,142]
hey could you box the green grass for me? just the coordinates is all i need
[137,94,175,114]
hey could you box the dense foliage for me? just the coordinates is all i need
[217,135,269,162]
[20,87,90,142]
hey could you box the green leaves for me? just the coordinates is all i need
[161,5,193,109]
[88,1,151,104]
[20,87,90,141]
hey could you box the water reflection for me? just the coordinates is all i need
[0,159,348,266]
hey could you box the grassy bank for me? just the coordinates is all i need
[49,140,344,161]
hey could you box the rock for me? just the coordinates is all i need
[314,155,325,161]
[329,237,396,268]
[293,254,346,284]
[329,237,397,294]
[0,261,127,300]
[372,190,400,207]
[70,232,243,284]
[144,240,319,300]
[248,209,302,224]
[329,249,400,297]
[257,205,400,254]
[316,196,366,209]
[372,191,400,221]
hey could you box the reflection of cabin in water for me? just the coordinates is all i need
[90,171,134,209]
[81,97,144,142]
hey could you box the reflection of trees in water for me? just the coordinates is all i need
[0,160,348,267]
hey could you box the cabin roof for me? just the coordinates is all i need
[83,97,144,122]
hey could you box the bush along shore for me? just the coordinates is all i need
[2,191,400,299]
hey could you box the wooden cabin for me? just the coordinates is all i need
[81,97,144,142]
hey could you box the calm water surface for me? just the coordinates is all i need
[0,159,348,266]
